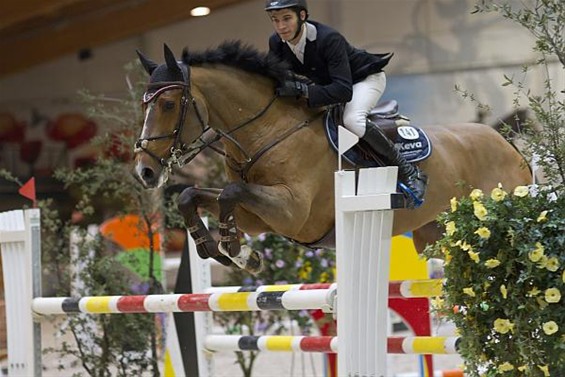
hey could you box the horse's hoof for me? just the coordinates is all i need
[218,244,263,275]
[243,246,264,275]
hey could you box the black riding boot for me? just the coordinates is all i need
[361,121,428,208]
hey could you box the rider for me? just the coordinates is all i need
[265,0,427,207]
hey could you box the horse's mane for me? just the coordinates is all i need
[181,40,296,83]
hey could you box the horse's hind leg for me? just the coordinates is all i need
[412,221,444,253]
[177,187,233,267]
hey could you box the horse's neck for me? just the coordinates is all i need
[192,66,312,156]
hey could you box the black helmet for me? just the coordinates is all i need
[265,0,307,12]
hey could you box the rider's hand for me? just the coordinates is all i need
[276,80,309,99]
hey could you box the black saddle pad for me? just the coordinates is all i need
[324,111,432,168]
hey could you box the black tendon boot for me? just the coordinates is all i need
[361,121,428,208]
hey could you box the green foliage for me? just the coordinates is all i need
[473,0,565,188]
[433,2,565,375]
[425,185,564,376]
[10,61,181,376]
[214,233,336,377]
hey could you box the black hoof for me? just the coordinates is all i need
[244,249,264,275]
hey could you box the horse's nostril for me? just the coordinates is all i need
[141,167,154,181]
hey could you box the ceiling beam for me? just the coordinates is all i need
[0,0,87,31]
[0,0,250,78]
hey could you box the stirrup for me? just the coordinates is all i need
[398,182,424,209]
[398,169,427,209]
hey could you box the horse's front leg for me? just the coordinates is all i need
[177,187,233,267]
[216,183,264,274]
[216,181,308,275]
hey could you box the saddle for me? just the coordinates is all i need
[324,100,432,168]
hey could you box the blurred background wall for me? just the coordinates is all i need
[0,0,562,183]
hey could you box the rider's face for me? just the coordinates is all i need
[268,9,304,44]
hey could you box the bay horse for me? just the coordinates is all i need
[134,42,531,273]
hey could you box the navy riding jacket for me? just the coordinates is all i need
[268,20,392,108]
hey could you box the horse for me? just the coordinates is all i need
[133,41,532,274]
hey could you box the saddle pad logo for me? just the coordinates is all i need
[395,126,431,162]
[398,126,419,140]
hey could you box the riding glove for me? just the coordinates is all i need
[276,80,309,98]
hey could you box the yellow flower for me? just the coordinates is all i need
[542,321,559,335]
[298,267,311,280]
[537,296,549,309]
[473,201,488,221]
[528,242,544,262]
[463,287,476,297]
[536,210,548,222]
[500,284,507,299]
[517,365,528,372]
[513,185,529,197]
[450,197,458,212]
[493,318,514,334]
[545,288,561,303]
[468,250,480,263]
[455,240,472,251]
[498,362,514,372]
[546,257,560,272]
[470,189,484,200]
[562,270,565,283]
[446,221,457,236]
[538,365,550,377]
[485,259,501,268]
[537,255,549,269]
[490,186,507,201]
[474,227,491,239]
[528,287,541,297]
[445,253,452,265]
[319,272,329,283]
[431,296,444,309]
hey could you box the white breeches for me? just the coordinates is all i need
[343,72,387,137]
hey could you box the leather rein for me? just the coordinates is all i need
[135,78,323,182]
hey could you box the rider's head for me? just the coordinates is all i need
[265,0,308,44]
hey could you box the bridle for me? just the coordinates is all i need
[134,79,211,173]
[135,65,323,182]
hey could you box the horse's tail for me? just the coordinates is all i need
[490,110,536,181]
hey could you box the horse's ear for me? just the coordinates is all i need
[163,44,182,77]
[136,50,158,75]
[181,48,189,62]
[181,47,191,82]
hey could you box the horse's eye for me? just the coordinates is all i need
[164,101,175,110]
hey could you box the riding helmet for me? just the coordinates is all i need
[265,0,308,13]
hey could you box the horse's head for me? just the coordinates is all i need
[134,44,210,188]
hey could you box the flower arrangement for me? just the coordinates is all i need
[424,184,564,376]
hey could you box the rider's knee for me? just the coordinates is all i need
[342,112,366,137]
